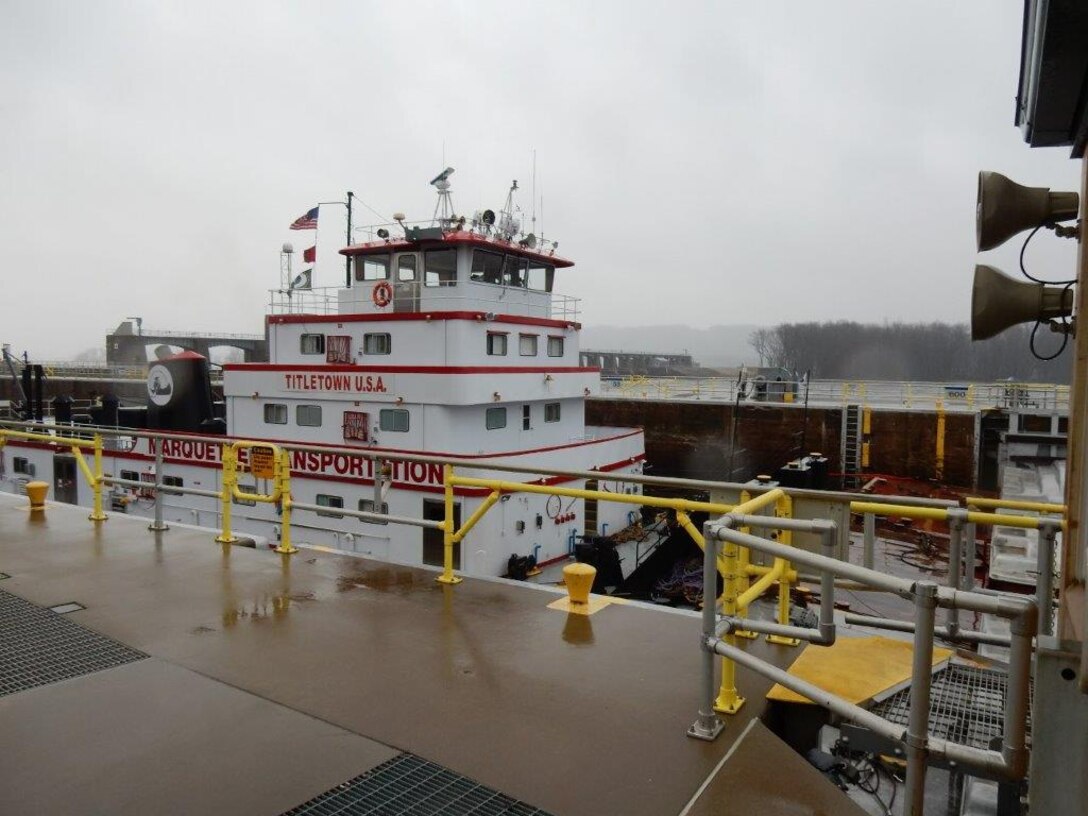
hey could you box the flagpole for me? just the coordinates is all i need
[346,191,354,287]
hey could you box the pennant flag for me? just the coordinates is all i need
[290,207,319,230]
[303,245,316,263]
[290,269,312,290]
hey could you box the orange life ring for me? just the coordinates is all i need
[372,281,393,308]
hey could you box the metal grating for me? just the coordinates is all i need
[281,753,553,816]
[0,587,146,697]
[870,663,1032,750]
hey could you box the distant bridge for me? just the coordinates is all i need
[107,321,268,365]
[580,349,698,376]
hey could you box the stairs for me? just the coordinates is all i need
[841,404,862,489]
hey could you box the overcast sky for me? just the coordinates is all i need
[1,1,1081,359]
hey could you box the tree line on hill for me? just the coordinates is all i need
[749,321,1072,383]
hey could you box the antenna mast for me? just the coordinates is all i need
[430,166,456,228]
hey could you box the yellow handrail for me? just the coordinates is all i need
[0,428,106,521]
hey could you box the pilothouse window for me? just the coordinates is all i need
[397,254,418,281]
[503,255,526,288]
[470,250,503,285]
[424,249,457,287]
[356,254,390,281]
[527,262,554,292]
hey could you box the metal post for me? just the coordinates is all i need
[689,520,724,741]
[947,518,963,631]
[274,450,297,554]
[863,512,876,569]
[963,522,977,592]
[436,464,462,584]
[1036,522,1057,636]
[216,445,238,544]
[904,581,938,816]
[88,434,107,521]
[715,523,745,714]
[148,440,168,532]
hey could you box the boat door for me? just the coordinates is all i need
[393,252,420,313]
[53,454,79,504]
[422,498,460,568]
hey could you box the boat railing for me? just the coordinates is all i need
[598,376,1071,412]
[268,285,581,322]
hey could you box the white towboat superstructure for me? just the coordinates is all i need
[0,175,646,577]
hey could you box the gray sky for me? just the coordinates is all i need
[1,1,1080,359]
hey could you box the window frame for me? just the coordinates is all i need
[300,333,325,355]
[486,332,508,356]
[522,404,531,430]
[519,333,538,356]
[316,493,344,518]
[296,404,322,427]
[547,335,564,358]
[544,402,561,423]
[355,253,390,282]
[379,408,410,432]
[363,332,392,355]
[263,403,288,425]
[358,498,389,525]
[396,253,418,282]
[469,249,504,285]
[486,406,507,430]
[423,248,458,287]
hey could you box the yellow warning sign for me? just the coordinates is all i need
[250,446,276,479]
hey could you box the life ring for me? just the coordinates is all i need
[372,281,393,308]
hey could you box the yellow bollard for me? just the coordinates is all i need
[274,450,297,554]
[436,464,462,584]
[767,494,800,646]
[216,445,239,544]
[715,532,745,714]
[26,481,49,511]
[563,562,597,605]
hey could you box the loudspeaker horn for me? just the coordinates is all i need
[976,171,1079,252]
[971,264,1074,340]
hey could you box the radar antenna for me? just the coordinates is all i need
[430,166,456,228]
[497,180,521,241]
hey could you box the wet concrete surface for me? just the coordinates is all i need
[0,658,396,815]
[685,718,868,816]
[0,496,844,815]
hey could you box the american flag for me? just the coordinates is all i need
[290,207,319,230]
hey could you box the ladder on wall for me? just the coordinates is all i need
[841,404,863,489]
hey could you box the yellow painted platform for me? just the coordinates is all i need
[766,636,952,705]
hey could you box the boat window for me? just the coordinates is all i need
[326,335,352,363]
[264,403,288,424]
[358,498,389,525]
[13,457,30,474]
[300,333,325,355]
[487,332,508,356]
[424,249,457,287]
[519,334,538,356]
[355,254,390,281]
[163,476,184,488]
[503,255,527,288]
[397,254,418,282]
[522,404,531,430]
[297,404,322,427]
[470,250,503,284]
[379,408,410,432]
[547,336,564,357]
[527,261,554,292]
[316,494,344,518]
[363,333,391,355]
[486,406,507,430]
[545,402,561,422]
[342,410,369,441]
[120,469,140,483]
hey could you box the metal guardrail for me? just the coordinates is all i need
[268,283,581,322]
[601,376,1071,412]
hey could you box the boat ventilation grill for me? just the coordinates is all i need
[280,753,553,816]
[0,587,146,698]
[870,662,1032,750]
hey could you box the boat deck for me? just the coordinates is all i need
[0,494,861,815]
